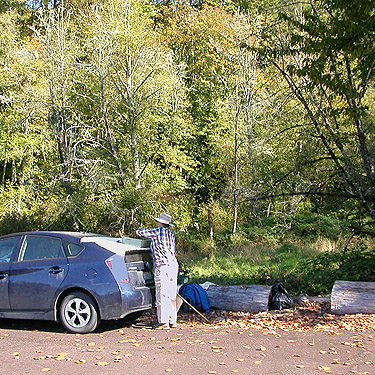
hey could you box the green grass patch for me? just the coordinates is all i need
[177,216,372,296]
[179,241,320,289]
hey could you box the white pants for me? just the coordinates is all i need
[154,261,178,325]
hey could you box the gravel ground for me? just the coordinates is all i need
[1,303,375,375]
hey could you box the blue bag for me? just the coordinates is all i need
[179,283,210,312]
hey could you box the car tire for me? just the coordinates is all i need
[59,291,100,334]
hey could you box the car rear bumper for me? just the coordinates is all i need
[119,286,153,317]
[99,285,153,320]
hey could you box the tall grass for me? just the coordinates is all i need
[177,233,374,295]
[178,240,320,287]
[176,215,374,295]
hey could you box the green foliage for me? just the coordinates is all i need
[181,236,320,287]
[287,245,375,296]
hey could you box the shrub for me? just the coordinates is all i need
[286,245,375,295]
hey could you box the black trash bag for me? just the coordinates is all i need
[269,282,294,311]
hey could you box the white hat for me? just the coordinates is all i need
[154,213,173,226]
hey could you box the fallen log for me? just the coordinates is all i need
[331,280,375,315]
[206,284,272,313]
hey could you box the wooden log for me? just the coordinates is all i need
[331,280,375,314]
[206,284,272,313]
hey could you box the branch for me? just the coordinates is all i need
[241,190,353,204]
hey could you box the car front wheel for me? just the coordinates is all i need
[59,291,100,333]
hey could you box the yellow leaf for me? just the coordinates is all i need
[165,369,173,373]
[56,352,68,360]
[41,369,51,372]
[75,359,87,364]
[88,342,95,346]
[97,362,109,366]
[254,360,262,364]
[236,358,245,362]
[208,371,217,374]
[232,371,239,373]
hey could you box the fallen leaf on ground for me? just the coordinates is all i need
[97,361,109,366]
[75,359,87,364]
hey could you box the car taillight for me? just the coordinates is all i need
[105,259,113,270]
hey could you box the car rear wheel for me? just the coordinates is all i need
[59,291,100,333]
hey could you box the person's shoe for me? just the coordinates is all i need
[169,323,177,328]
[153,323,170,330]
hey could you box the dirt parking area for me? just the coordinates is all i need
[2,302,375,375]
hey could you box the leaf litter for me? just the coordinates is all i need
[161,301,375,332]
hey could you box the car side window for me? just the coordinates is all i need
[0,236,21,262]
[19,236,65,261]
[64,241,84,257]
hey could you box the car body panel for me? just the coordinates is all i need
[0,235,23,311]
[9,257,69,312]
[0,262,10,311]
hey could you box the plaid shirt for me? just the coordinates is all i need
[136,227,176,267]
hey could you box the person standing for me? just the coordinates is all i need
[136,213,179,329]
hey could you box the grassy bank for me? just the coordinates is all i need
[178,234,375,296]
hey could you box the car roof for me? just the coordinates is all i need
[0,231,105,241]
[0,231,146,252]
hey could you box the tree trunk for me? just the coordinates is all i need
[206,284,272,313]
[207,205,214,242]
[100,75,126,188]
[232,81,240,236]
[331,280,375,315]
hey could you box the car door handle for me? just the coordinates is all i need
[0,273,8,279]
[48,267,63,274]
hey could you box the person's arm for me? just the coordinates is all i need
[136,227,159,238]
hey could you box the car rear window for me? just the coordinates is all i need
[64,242,84,257]
[0,236,21,262]
[19,236,64,261]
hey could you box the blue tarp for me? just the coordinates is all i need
[179,283,210,312]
